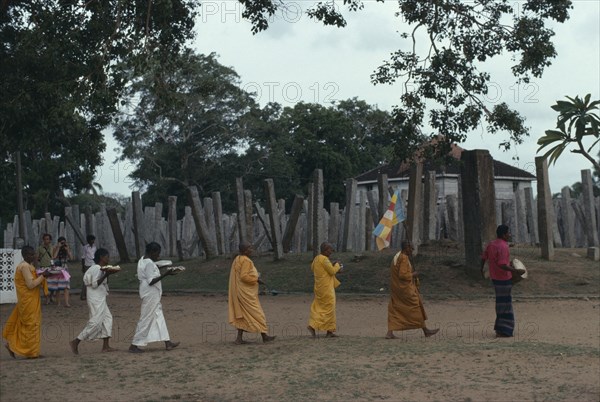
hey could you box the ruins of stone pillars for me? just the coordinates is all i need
[282,195,304,253]
[312,169,324,257]
[423,170,437,243]
[187,186,217,259]
[212,192,225,255]
[107,208,130,263]
[342,178,357,252]
[535,157,555,260]
[264,179,284,260]
[461,150,497,276]
[406,163,423,254]
[560,187,576,247]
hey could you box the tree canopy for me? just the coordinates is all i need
[240,0,573,160]
[0,0,197,220]
[1,0,577,222]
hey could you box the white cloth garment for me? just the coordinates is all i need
[77,264,112,340]
[83,244,97,267]
[131,258,170,346]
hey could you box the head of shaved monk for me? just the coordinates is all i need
[239,241,253,256]
[320,242,334,257]
[21,246,35,263]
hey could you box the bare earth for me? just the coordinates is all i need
[1,292,599,401]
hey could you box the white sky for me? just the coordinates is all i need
[97,0,600,196]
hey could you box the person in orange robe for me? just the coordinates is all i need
[307,242,343,338]
[386,240,438,339]
[3,246,50,358]
[228,241,275,344]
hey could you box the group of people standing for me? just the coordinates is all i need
[3,225,519,359]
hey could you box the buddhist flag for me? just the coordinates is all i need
[372,190,405,250]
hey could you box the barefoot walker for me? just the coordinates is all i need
[307,242,343,338]
[228,241,275,344]
[386,240,439,339]
[129,242,179,353]
[70,248,117,355]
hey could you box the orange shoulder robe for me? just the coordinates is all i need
[228,255,268,333]
[387,252,427,331]
[2,262,43,357]
[308,254,341,332]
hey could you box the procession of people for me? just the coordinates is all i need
[3,225,522,359]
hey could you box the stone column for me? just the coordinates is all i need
[524,187,538,244]
[535,157,555,260]
[423,170,437,243]
[581,169,600,246]
[377,173,389,224]
[264,179,284,260]
[312,169,324,257]
[342,179,357,252]
[461,150,497,276]
[406,163,423,254]
[560,187,576,248]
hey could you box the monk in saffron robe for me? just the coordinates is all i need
[3,246,50,358]
[386,240,438,339]
[307,242,343,338]
[228,241,275,344]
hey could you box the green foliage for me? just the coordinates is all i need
[537,94,600,170]
[113,50,257,214]
[240,0,572,161]
[0,0,198,221]
[238,98,396,209]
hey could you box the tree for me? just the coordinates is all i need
[537,94,600,171]
[112,51,256,212]
[240,99,396,207]
[238,0,572,161]
[0,1,197,221]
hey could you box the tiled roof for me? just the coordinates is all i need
[355,150,536,182]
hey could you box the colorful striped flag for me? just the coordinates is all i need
[372,189,405,250]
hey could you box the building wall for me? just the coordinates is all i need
[356,176,532,205]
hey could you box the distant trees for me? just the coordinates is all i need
[112,49,396,212]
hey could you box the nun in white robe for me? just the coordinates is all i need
[76,264,113,340]
[131,257,170,346]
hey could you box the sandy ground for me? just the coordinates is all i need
[1,293,599,401]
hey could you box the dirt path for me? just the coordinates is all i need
[1,294,599,401]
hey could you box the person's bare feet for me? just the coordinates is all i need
[69,339,79,355]
[385,332,397,339]
[129,345,144,353]
[423,328,439,338]
[165,341,180,351]
[102,347,117,352]
[4,343,15,359]
[234,339,249,345]
[262,335,276,343]
[307,326,316,338]
[325,332,339,338]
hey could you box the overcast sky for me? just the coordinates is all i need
[97,0,600,196]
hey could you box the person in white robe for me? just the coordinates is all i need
[129,242,179,353]
[69,248,116,354]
